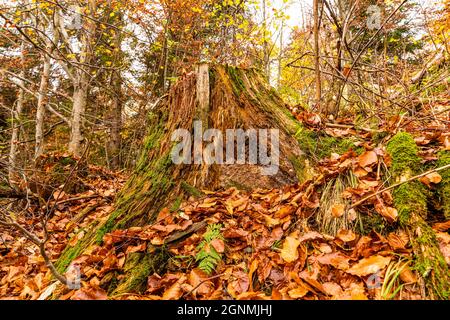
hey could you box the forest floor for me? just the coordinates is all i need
[1,98,450,300]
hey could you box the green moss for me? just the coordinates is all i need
[387,132,450,299]
[112,252,152,294]
[55,224,99,273]
[410,220,450,300]
[358,212,386,235]
[180,181,203,198]
[393,182,428,225]
[112,248,168,295]
[295,126,362,161]
[226,65,246,96]
[437,150,450,219]
[386,132,421,175]
[170,196,182,212]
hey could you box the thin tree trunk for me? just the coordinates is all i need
[69,78,88,156]
[106,70,122,169]
[8,40,25,185]
[262,0,270,82]
[313,0,322,108]
[277,20,284,89]
[35,40,52,159]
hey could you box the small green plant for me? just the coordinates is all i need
[381,258,408,300]
[195,224,224,274]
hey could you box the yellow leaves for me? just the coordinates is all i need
[347,255,391,277]
[280,232,300,263]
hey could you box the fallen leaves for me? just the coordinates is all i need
[358,151,378,168]
[280,233,301,263]
[347,255,391,277]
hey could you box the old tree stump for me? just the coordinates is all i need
[56,65,308,294]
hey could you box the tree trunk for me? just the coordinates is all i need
[35,41,51,159]
[106,69,122,170]
[8,40,25,185]
[313,0,322,109]
[56,65,307,293]
[68,78,88,156]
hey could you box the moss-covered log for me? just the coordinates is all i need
[387,132,450,299]
[437,150,450,220]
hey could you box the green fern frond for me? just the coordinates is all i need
[195,224,224,274]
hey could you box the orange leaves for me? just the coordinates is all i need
[71,287,107,300]
[374,204,398,223]
[210,239,225,253]
[336,229,356,242]
[227,270,249,298]
[280,232,301,263]
[420,172,442,187]
[347,255,391,277]
[358,150,378,168]
[162,275,187,300]
[331,204,345,218]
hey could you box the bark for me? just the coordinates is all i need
[313,0,322,108]
[106,17,123,170]
[8,38,25,185]
[35,40,52,159]
[68,78,88,156]
[106,71,122,170]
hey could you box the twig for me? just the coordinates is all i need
[54,194,103,205]
[350,163,450,209]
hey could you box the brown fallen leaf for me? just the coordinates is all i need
[275,205,295,219]
[337,229,356,242]
[210,239,225,253]
[280,233,300,263]
[316,252,351,270]
[433,220,450,232]
[162,275,187,300]
[375,204,398,223]
[188,269,214,297]
[387,232,408,250]
[359,151,378,168]
[288,286,308,299]
[227,270,249,297]
[347,255,391,276]
[420,172,442,187]
[71,287,108,300]
[322,282,343,297]
[399,264,417,284]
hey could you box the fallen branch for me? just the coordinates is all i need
[350,163,450,209]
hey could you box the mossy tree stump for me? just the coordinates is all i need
[56,64,310,294]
